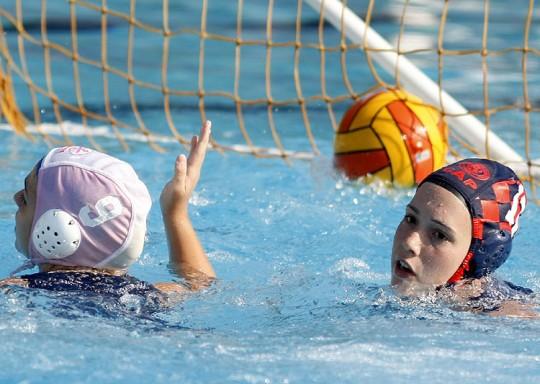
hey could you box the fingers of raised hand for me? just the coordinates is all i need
[189,120,211,159]
[190,135,199,153]
[187,120,211,179]
[173,154,187,188]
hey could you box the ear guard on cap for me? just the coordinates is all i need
[31,209,82,259]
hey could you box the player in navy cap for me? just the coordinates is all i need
[391,158,534,315]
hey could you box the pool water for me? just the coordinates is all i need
[0,1,539,383]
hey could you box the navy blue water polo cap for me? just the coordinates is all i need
[420,158,527,283]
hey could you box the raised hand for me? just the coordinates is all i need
[159,120,215,285]
[160,120,211,218]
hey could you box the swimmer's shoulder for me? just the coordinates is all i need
[488,300,538,318]
[447,276,537,318]
[475,276,533,298]
[0,276,28,288]
[480,278,537,318]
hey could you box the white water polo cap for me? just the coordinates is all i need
[27,146,151,271]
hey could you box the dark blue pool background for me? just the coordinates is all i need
[0,1,539,383]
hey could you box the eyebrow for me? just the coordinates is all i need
[406,204,419,214]
[406,204,457,238]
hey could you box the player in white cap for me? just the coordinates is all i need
[2,121,214,298]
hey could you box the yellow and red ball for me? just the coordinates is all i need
[334,88,448,187]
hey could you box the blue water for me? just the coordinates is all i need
[0,1,539,383]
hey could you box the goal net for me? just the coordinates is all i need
[0,0,539,184]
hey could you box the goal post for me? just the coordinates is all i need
[304,0,524,166]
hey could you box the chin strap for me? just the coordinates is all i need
[10,259,35,276]
[448,217,482,284]
[447,250,473,284]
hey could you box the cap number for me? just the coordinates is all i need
[505,183,526,237]
[79,196,124,228]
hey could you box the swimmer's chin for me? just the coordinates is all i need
[14,238,28,257]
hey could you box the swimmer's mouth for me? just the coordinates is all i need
[395,259,415,278]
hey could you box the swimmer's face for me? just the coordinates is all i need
[14,165,39,256]
[391,182,472,295]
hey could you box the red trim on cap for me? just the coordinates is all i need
[472,218,484,239]
[447,250,474,283]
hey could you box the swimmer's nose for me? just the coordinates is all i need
[13,190,24,208]
[402,229,421,257]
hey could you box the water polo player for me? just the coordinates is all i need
[1,121,214,297]
[391,158,534,314]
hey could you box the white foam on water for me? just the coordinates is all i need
[329,257,386,282]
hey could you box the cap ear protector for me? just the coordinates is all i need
[420,158,527,282]
[31,209,82,259]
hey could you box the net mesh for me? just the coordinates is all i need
[0,1,539,174]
